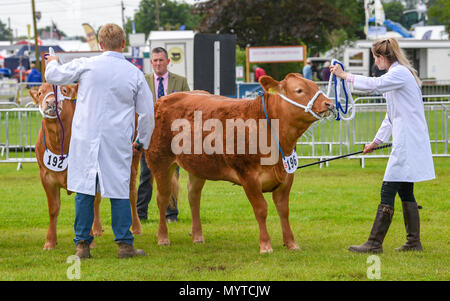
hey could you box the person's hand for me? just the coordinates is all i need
[133,140,143,155]
[45,55,58,64]
[363,141,379,154]
[330,64,347,80]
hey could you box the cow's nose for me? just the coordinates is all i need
[325,102,335,110]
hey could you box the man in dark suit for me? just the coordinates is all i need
[138,47,190,223]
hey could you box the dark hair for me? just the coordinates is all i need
[151,47,168,59]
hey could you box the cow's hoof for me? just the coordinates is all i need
[131,228,142,235]
[285,243,300,250]
[158,239,170,246]
[43,242,56,250]
[193,237,205,244]
[260,247,273,254]
[92,225,104,236]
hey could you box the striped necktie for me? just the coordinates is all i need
[157,77,165,100]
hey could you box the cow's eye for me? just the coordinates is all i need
[38,91,42,96]
[62,88,67,94]
[295,88,302,94]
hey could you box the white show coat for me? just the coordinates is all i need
[353,62,435,182]
[45,51,154,198]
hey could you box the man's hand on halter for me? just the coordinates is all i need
[45,55,59,64]
[133,140,143,155]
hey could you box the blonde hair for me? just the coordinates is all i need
[372,38,421,87]
[98,23,125,51]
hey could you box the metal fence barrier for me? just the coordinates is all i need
[1,79,449,169]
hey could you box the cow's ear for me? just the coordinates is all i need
[29,89,39,104]
[259,75,282,94]
[72,83,79,94]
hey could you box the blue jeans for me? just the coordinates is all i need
[73,193,134,246]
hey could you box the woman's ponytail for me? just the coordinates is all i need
[372,38,421,87]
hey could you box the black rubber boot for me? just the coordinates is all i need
[396,202,423,251]
[349,204,394,254]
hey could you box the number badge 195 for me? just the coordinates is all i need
[43,149,68,172]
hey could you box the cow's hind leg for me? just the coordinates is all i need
[240,173,273,254]
[187,172,206,243]
[153,163,177,246]
[42,181,60,250]
[91,193,103,237]
[130,150,143,235]
[272,174,299,250]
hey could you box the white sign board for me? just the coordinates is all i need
[129,33,146,47]
[248,46,306,63]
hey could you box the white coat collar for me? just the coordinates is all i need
[102,51,125,60]
[389,61,399,70]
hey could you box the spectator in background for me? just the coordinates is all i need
[321,61,331,81]
[253,65,266,82]
[137,47,190,223]
[302,59,313,80]
[26,63,42,88]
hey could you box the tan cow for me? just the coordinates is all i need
[32,83,142,250]
[144,74,336,253]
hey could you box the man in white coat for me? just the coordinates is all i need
[331,38,435,253]
[45,23,154,259]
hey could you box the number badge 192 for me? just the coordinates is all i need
[43,149,68,172]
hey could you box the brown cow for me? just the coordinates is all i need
[145,74,336,253]
[32,83,142,250]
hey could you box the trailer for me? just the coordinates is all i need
[344,39,450,81]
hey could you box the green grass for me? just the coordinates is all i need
[0,158,449,281]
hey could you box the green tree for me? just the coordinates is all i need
[195,0,349,52]
[382,1,405,24]
[0,19,11,40]
[324,0,365,40]
[128,0,200,38]
[428,0,450,35]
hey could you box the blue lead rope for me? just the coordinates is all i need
[260,92,286,160]
[331,60,350,121]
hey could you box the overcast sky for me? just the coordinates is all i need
[0,0,201,39]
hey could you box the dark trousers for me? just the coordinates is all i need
[380,181,416,208]
[137,154,179,220]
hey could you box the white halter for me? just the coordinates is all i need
[278,90,328,120]
[38,87,72,119]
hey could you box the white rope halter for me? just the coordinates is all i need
[38,87,72,119]
[278,90,328,120]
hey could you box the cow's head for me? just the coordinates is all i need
[259,73,336,123]
[30,83,78,119]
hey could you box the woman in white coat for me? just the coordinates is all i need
[330,38,435,253]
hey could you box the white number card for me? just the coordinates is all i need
[282,149,298,174]
[43,149,68,172]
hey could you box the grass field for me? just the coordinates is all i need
[0,157,448,281]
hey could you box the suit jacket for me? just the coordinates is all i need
[145,72,190,102]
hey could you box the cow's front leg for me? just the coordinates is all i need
[272,174,299,250]
[240,173,272,254]
[187,172,206,243]
[42,179,60,250]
